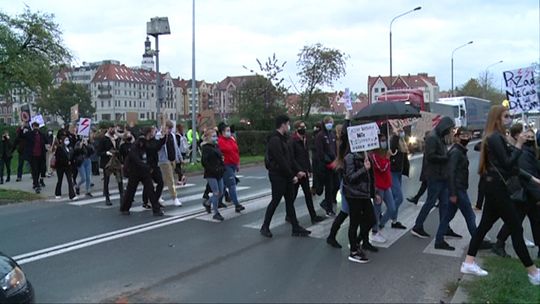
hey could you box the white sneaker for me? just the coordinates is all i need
[71,196,79,201]
[528,269,540,286]
[525,238,535,248]
[461,262,488,276]
[174,198,182,207]
[55,196,62,200]
[371,232,387,243]
[159,198,165,203]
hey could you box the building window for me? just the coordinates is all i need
[108,101,111,108]
[124,101,127,107]
[381,88,386,92]
[101,101,104,108]
[374,88,379,93]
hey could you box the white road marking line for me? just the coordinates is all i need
[242,193,311,229]
[375,201,430,248]
[196,195,272,222]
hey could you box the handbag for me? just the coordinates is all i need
[490,164,527,203]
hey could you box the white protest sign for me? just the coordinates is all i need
[347,123,380,153]
[503,66,538,115]
[30,114,45,128]
[77,118,92,137]
[344,88,353,111]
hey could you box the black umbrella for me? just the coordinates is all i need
[353,101,421,121]
[353,101,421,151]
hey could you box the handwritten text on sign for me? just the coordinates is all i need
[503,66,538,115]
[347,123,380,153]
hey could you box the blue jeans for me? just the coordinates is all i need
[414,180,449,230]
[207,177,224,215]
[435,189,477,243]
[77,159,92,193]
[223,165,240,206]
[374,188,397,231]
[340,183,349,214]
[391,172,404,212]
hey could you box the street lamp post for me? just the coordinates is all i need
[147,17,171,125]
[451,41,473,97]
[389,6,421,89]
[191,0,197,163]
[483,60,503,98]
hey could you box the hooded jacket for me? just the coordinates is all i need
[447,143,469,196]
[157,131,182,164]
[315,128,337,166]
[201,141,225,179]
[424,116,455,180]
[342,152,376,199]
[288,132,312,173]
[265,130,297,179]
[218,135,240,167]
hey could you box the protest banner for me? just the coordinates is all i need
[503,66,538,115]
[20,104,31,123]
[30,114,45,128]
[77,118,91,137]
[347,122,380,153]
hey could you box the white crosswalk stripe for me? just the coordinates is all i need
[373,201,429,248]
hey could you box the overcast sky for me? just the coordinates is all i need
[4,0,539,94]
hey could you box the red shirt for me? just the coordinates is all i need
[218,135,240,166]
[371,152,392,190]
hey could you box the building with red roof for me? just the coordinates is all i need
[367,73,439,105]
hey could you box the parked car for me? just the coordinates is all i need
[0,252,34,303]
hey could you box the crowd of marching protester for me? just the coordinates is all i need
[2,104,540,285]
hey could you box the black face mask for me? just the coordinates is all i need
[297,128,306,135]
[442,129,451,137]
[525,140,536,147]
[126,137,133,142]
[460,139,470,146]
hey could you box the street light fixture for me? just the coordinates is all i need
[451,40,473,97]
[389,6,422,89]
[146,17,171,125]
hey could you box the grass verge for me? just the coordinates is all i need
[0,188,42,205]
[462,256,540,303]
[183,155,264,174]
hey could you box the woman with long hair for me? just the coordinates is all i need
[461,105,540,285]
[389,127,410,223]
[201,129,226,221]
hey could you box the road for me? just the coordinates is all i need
[0,147,535,303]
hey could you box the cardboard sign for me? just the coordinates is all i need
[71,104,79,121]
[197,110,216,130]
[389,117,417,132]
[30,114,45,128]
[503,66,539,115]
[347,123,380,153]
[411,111,442,139]
[77,118,91,137]
[126,112,138,127]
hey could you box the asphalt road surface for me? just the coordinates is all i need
[0,145,536,303]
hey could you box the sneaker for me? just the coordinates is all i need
[391,222,407,229]
[16,178,21,182]
[35,187,41,194]
[326,237,342,248]
[40,179,45,187]
[461,262,488,276]
[174,198,183,207]
[445,229,463,239]
[202,200,211,214]
[213,213,224,221]
[235,204,245,213]
[55,196,62,200]
[153,210,165,217]
[371,232,387,243]
[311,215,325,224]
[292,226,311,237]
[525,238,535,248]
[260,226,273,238]
[348,251,370,264]
[159,197,165,204]
[407,197,418,204]
[325,209,336,217]
[411,227,430,239]
[528,269,540,286]
[85,193,93,197]
[105,199,112,206]
[202,194,210,200]
[142,203,151,210]
[71,196,79,201]
[491,243,510,258]
[218,202,227,209]
[75,187,80,195]
[435,240,456,251]
[362,242,379,253]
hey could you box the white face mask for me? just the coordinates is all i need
[225,131,232,138]
[64,139,70,146]
[325,123,333,131]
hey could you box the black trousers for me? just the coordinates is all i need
[55,166,75,199]
[103,170,123,202]
[347,197,375,252]
[475,175,486,209]
[143,166,164,204]
[17,153,25,179]
[467,178,533,267]
[29,155,44,188]
[412,181,428,200]
[321,169,338,209]
[91,161,100,176]
[293,176,317,219]
[121,174,160,213]
[497,201,540,246]
[262,174,300,230]
[0,157,11,180]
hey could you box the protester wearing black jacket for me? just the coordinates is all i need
[0,132,13,184]
[412,116,455,239]
[99,126,123,205]
[142,127,166,209]
[407,132,430,205]
[434,128,478,251]
[288,121,324,224]
[201,130,226,221]
[315,116,339,215]
[23,122,47,193]
[473,141,486,210]
[389,129,410,215]
[13,125,29,181]
[54,134,77,200]
[260,115,310,238]
[120,137,162,216]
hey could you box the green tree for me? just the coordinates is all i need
[457,76,506,106]
[37,82,94,123]
[0,7,71,96]
[296,43,348,119]
[235,75,286,130]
